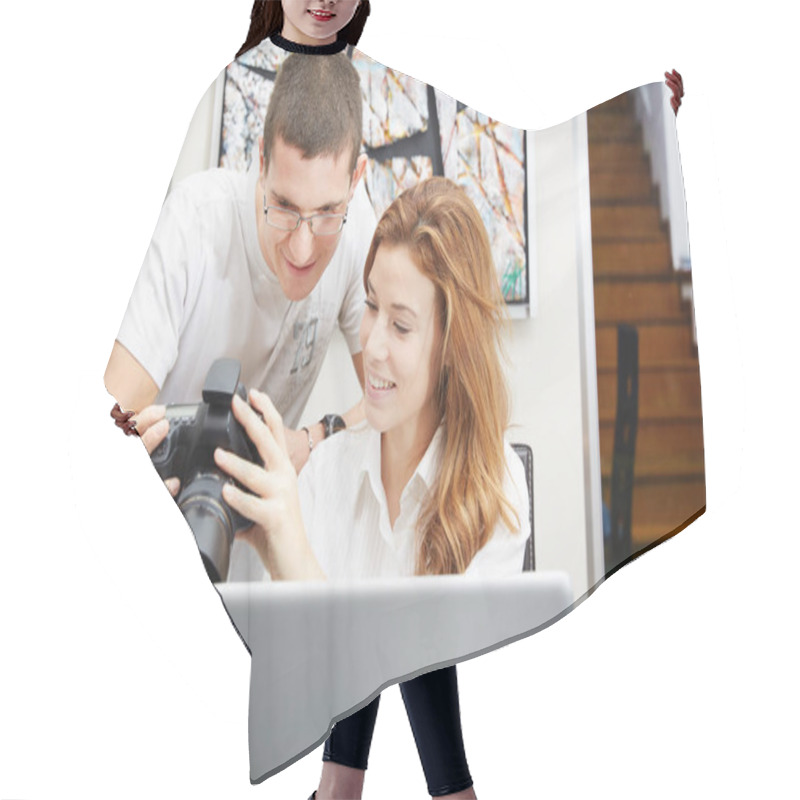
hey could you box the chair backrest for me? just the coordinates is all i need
[511,443,535,571]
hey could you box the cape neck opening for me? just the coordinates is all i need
[269,32,348,55]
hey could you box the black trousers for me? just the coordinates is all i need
[323,665,473,797]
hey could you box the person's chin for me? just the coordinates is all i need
[364,404,392,434]
[280,262,319,301]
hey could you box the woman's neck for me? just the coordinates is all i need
[380,416,438,526]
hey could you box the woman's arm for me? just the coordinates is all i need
[214,389,326,581]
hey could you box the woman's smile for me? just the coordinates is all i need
[308,8,335,22]
[360,244,441,450]
[367,372,396,392]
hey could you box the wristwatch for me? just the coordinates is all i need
[320,413,346,439]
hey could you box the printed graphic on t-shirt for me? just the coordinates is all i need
[291,317,319,374]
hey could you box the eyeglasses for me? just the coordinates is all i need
[263,194,348,236]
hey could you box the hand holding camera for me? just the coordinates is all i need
[148,359,263,582]
[147,358,322,583]
[214,389,322,582]
[135,405,180,497]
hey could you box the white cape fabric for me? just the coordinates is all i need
[112,35,703,783]
[219,575,572,781]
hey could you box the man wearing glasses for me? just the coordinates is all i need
[105,53,373,474]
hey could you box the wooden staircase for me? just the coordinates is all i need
[587,91,705,551]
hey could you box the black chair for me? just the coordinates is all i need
[511,443,535,572]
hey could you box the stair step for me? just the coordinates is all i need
[595,322,697,368]
[589,142,649,171]
[588,111,641,142]
[631,515,704,548]
[591,204,665,240]
[599,419,705,478]
[592,240,672,275]
[589,170,654,202]
[597,365,703,422]
[601,477,706,548]
[593,279,688,323]
[630,479,706,546]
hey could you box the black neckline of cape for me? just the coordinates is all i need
[269,33,348,55]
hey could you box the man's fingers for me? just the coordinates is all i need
[134,404,166,433]
[164,477,181,498]
[141,417,169,455]
[110,403,138,436]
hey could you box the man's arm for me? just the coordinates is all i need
[285,352,365,473]
[107,177,204,418]
[104,340,160,413]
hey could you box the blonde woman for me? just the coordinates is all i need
[216,178,529,798]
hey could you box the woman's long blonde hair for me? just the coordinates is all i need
[363,178,520,575]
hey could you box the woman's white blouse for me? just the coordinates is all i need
[297,423,530,581]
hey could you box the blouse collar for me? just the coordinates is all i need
[360,425,445,505]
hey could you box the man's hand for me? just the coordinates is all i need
[133,404,180,497]
[665,69,684,115]
[110,403,139,436]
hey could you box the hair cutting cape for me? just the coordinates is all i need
[111,36,703,782]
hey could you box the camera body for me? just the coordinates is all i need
[151,358,259,583]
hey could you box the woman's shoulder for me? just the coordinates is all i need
[307,421,375,471]
[298,422,377,511]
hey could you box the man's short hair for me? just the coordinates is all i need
[263,53,363,174]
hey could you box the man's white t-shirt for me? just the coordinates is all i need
[117,165,375,428]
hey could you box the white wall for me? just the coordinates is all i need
[167,72,598,600]
[504,118,598,598]
[635,82,691,271]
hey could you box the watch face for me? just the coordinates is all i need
[323,414,346,437]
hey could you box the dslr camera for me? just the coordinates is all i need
[151,358,259,583]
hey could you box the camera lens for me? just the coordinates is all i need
[178,475,234,583]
